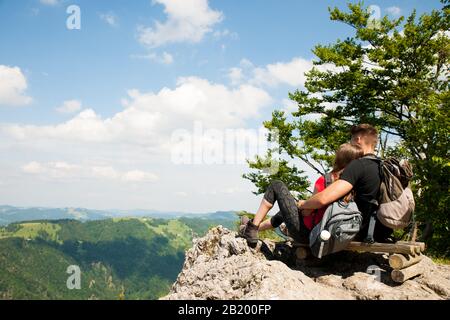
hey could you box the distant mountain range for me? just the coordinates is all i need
[0,205,237,226]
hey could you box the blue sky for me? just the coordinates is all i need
[0,0,443,212]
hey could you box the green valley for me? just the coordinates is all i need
[0,216,236,300]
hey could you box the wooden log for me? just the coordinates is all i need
[346,242,417,255]
[396,241,426,252]
[293,241,425,257]
[414,246,421,255]
[295,246,310,260]
[391,259,426,283]
[389,253,423,270]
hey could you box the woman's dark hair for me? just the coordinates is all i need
[332,143,364,173]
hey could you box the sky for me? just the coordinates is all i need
[0,0,443,213]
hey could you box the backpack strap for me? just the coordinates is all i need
[324,172,333,188]
[361,154,383,244]
[364,199,379,244]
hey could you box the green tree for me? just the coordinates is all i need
[244,1,449,256]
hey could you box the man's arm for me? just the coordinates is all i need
[301,185,319,216]
[298,180,353,210]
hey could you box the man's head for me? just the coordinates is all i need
[350,124,378,154]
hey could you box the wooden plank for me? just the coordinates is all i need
[391,259,426,283]
[389,253,423,270]
[292,241,424,256]
[346,242,416,255]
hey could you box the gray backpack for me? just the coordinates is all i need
[309,193,363,258]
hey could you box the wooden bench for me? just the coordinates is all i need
[293,240,426,283]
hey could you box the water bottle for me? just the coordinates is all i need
[318,230,331,259]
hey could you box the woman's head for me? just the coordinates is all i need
[332,143,364,173]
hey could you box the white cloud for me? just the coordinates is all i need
[0,65,32,106]
[22,161,81,179]
[0,76,273,210]
[122,170,159,182]
[160,52,174,64]
[213,29,238,40]
[281,98,298,113]
[131,52,174,65]
[227,57,338,89]
[239,59,254,69]
[175,191,188,197]
[3,77,272,148]
[228,67,243,86]
[40,0,59,6]
[22,161,44,174]
[30,8,40,16]
[386,6,401,16]
[137,0,223,48]
[91,166,120,180]
[22,161,158,183]
[56,100,82,114]
[251,57,318,88]
[100,12,118,27]
[92,166,158,183]
[200,185,249,196]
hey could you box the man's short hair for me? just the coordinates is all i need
[351,124,378,147]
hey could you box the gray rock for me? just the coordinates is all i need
[161,226,450,300]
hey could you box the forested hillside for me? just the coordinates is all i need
[0,216,235,299]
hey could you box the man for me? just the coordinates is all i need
[297,123,392,242]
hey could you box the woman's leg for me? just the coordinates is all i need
[253,198,273,226]
[258,219,274,231]
[257,180,301,240]
[241,180,301,244]
[240,215,274,231]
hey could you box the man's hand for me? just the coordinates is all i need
[297,200,314,216]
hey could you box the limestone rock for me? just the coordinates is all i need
[161,226,450,300]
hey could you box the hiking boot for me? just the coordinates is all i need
[239,219,259,246]
[240,215,250,226]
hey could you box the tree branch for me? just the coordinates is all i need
[298,154,325,176]
[381,128,402,137]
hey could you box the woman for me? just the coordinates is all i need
[240,143,364,245]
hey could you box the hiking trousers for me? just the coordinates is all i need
[264,180,309,242]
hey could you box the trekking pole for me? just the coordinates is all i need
[318,230,331,259]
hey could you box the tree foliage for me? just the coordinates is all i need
[244,1,449,255]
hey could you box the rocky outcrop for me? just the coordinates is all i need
[162,226,450,300]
